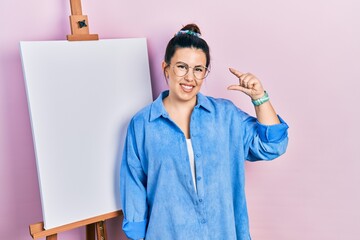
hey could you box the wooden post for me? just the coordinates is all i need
[47,235,58,240]
[67,0,99,41]
[86,223,96,240]
[29,223,58,240]
[29,210,122,240]
[96,221,107,240]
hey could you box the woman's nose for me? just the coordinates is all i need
[184,68,195,81]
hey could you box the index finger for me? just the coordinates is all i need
[229,68,244,78]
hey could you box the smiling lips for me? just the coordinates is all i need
[180,83,195,93]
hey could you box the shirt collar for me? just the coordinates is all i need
[149,90,214,122]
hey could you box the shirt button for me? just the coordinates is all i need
[201,219,206,224]
[199,199,203,202]
[195,153,201,158]
[197,176,202,181]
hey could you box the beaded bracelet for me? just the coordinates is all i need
[252,91,269,106]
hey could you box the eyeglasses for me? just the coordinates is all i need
[171,62,209,80]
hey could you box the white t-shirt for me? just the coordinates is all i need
[186,139,197,192]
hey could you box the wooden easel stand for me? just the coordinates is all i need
[29,0,118,239]
[67,0,99,41]
[29,210,122,240]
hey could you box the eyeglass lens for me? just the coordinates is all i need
[173,62,208,79]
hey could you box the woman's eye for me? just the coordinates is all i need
[177,64,187,70]
[195,67,204,72]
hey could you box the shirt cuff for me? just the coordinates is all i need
[257,115,289,143]
[122,218,147,239]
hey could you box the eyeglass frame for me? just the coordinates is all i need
[169,61,210,80]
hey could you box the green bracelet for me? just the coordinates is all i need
[252,91,269,106]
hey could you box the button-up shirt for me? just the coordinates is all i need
[120,90,289,240]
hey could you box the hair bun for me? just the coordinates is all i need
[181,23,201,35]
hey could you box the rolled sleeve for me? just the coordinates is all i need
[257,115,289,143]
[244,115,289,161]
[122,218,147,239]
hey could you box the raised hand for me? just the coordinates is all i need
[227,68,265,100]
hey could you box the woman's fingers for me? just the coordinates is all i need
[229,68,243,78]
[227,84,253,95]
[240,74,255,88]
[228,68,265,99]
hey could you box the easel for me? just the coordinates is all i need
[29,1,121,239]
[67,0,99,41]
[29,210,122,240]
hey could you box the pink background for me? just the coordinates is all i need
[1,0,359,239]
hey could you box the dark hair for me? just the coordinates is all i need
[164,24,211,71]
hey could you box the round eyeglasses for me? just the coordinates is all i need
[171,62,209,80]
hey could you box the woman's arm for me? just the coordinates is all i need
[227,68,288,161]
[120,119,148,239]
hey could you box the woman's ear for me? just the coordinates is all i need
[162,61,169,79]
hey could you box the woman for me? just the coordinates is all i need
[120,24,289,240]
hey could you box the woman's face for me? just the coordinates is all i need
[163,47,207,104]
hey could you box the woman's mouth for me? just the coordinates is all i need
[180,83,195,93]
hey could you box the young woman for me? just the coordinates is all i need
[120,24,289,240]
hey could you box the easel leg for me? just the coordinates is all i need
[46,234,57,240]
[29,211,121,240]
[86,223,96,240]
[96,221,107,240]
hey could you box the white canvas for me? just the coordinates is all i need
[20,39,152,229]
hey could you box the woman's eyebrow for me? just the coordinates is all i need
[175,61,187,64]
[175,61,205,67]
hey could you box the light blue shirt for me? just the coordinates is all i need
[120,91,289,240]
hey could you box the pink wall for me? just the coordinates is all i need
[1,0,359,239]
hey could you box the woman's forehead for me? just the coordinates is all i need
[172,48,206,64]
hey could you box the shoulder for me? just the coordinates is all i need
[207,95,236,108]
[129,91,170,130]
[202,94,243,112]
[124,103,152,140]
[130,103,152,125]
[201,94,251,121]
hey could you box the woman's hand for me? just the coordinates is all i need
[227,68,280,124]
[227,68,265,100]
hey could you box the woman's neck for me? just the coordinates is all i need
[164,97,195,112]
[163,93,196,139]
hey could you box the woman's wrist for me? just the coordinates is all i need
[252,91,269,106]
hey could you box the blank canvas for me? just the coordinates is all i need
[20,39,152,229]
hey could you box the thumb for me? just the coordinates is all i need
[227,84,251,95]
